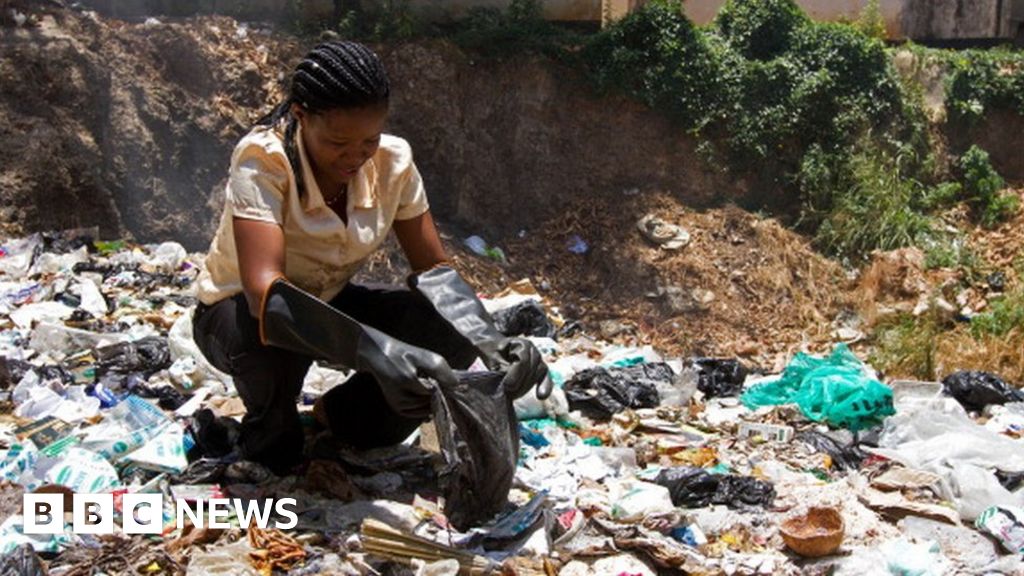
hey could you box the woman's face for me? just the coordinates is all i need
[293,103,387,185]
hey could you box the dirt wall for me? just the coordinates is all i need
[1,7,1021,251]
[378,41,739,240]
[0,9,738,250]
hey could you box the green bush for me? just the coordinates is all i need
[715,0,807,60]
[812,146,936,257]
[855,0,886,40]
[946,50,1024,121]
[365,0,420,41]
[958,145,1018,227]
[451,0,574,58]
[971,289,1024,337]
[726,23,903,167]
[583,1,724,127]
[583,0,937,259]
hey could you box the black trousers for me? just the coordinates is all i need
[191,282,477,472]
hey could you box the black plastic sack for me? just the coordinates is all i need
[174,458,230,484]
[94,336,171,377]
[693,358,748,398]
[434,370,519,530]
[492,301,556,339]
[136,384,191,411]
[41,230,95,254]
[563,363,669,420]
[0,358,75,389]
[996,470,1024,492]
[942,370,1024,413]
[188,408,240,459]
[0,544,46,576]
[796,431,867,471]
[0,357,34,389]
[652,467,775,509]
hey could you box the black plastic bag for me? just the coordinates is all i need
[1,358,74,389]
[652,467,775,509]
[144,385,191,411]
[0,544,46,576]
[41,230,95,254]
[94,336,171,377]
[175,458,230,484]
[693,358,748,398]
[188,408,240,459]
[563,363,669,420]
[942,370,1024,412]
[0,357,34,389]
[796,430,867,471]
[492,301,555,339]
[996,470,1024,492]
[434,370,519,530]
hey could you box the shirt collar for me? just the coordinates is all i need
[294,124,378,213]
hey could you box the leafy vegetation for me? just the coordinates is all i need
[291,0,1021,262]
[449,0,577,58]
[870,310,946,380]
[580,0,1023,259]
[946,49,1024,121]
[958,145,1019,227]
[971,288,1024,338]
[855,0,886,40]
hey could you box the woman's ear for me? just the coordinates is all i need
[290,103,306,123]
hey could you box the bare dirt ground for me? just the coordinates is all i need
[361,192,854,373]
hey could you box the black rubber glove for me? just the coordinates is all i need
[409,266,553,400]
[260,279,454,418]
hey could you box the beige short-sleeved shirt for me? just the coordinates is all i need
[196,125,430,305]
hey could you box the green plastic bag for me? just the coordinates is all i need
[741,344,894,431]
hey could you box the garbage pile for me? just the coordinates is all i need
[0,229,1023,575]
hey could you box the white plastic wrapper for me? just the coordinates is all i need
[124,422,188,474]
[976,505,1024,554]
[147,241,187,273]
[44,446,119,493]
[76,278,109,316]
[870,401,1024,520]
[606,479,674,521]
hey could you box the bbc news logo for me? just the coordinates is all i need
[23,494,298,534]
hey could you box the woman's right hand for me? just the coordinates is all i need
[354,325,456,419]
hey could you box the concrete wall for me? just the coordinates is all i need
[75,0,333,21]
[77,0,1020,39]
[682,0,1015,40]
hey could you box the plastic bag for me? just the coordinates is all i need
[795,431,866,471]
[942,370,1024,413]
[0,544,46,576]
[188,408,240,459]
[871,402,1024,520]
[692,358,747,398]
[563,363,669,420]
[741,344,894,431]
[651,466,775,509]
[976,506,1024,554]
[94,336,171,377]
[881,538,950,576]
[0,235,42,279]
[492,301,555,339]
[433,370,519,530]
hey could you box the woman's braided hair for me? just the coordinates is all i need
[258,40,390,197]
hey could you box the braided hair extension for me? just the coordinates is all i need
[256,40,390,198]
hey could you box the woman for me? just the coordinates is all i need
[192,40,550,474]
